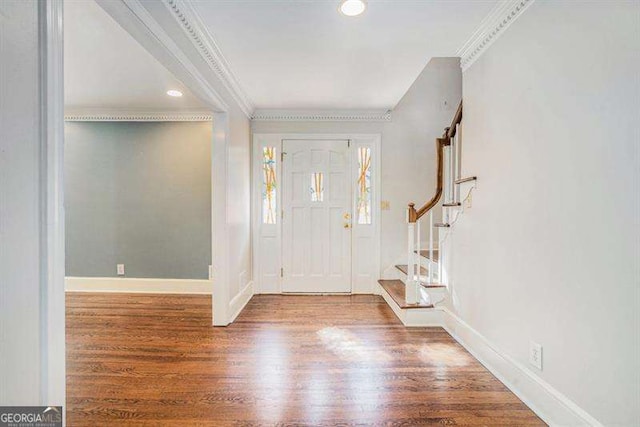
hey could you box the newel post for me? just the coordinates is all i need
[407,203,418,224]
[406,203,418,304]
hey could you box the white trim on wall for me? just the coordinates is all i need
[41,0,66,408]
[378,297,603,425]
[251,110,392,122]
[64,110,213,122]
[440,307,604,426]
[211,112,232,325]
[229,281,254,322]
[456,0,536,72]
[161,0,254,117]
[65,277,213,294]
[96,0,229,113]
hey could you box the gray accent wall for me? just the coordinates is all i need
[65,121,212,279]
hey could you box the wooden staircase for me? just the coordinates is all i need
[378,101,471,326]
[379,250,445,309]
[378,280,433,308]
[378,248,448,325]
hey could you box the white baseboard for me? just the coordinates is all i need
[440,307,602,427]
[377,283,600,425]
[65,277,212,294]
[229,281,254,322]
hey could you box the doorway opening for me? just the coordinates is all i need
[63,0,214,293]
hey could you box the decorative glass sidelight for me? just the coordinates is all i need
[310,173,324,202]
[356,147,372,224]
[262,147,277,224]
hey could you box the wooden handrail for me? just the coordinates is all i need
[446,101,463,138]
[408,101,462,223]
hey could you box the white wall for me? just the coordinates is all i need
[252,57,462,275]
[0,0,42,404]
[227,105,252,299]
[0,0,65,406]
[380,58,461,271]
[444,1,639,425]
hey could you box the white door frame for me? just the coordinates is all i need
[252,133,381,295]
[41,0,66,407]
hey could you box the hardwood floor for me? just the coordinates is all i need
[66,293,545,426]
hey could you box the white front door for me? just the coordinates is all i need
[281,139,352,293]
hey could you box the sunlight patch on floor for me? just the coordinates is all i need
[317,327,392,363]
[415,342,472,366]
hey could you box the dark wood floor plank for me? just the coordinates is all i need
[66,293,545,426]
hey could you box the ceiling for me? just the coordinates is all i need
[191,0,499,110]
[64,0,207,113]
[64,0,499,114]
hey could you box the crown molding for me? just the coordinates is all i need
[251,109,392,122]
[162,0,254,117]
[457,0,535,72]
[64,110,213,122]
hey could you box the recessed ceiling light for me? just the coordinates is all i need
[166,90,183,97]
[339,0,366,17]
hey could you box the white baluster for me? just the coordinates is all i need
[454,124,460,202]
[449,139,455,202]
[443,145,449,204]
[406,222,417,304]
[429,211,434,285]
[416,220,421,291]
[438,226,443,285]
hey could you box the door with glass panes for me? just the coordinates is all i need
[281,139,351,293]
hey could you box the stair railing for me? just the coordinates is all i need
[405,101,462,304]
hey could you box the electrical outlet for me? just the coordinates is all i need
[529,341,543,370]
[117,264,125,276]
[208,265,213,280]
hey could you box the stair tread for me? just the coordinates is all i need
[378,280,434,309]
[421,283,447,289]
[394,266,446,288]
[455,176,477,185]
[395,264,429,276]
[414,249,439,261]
